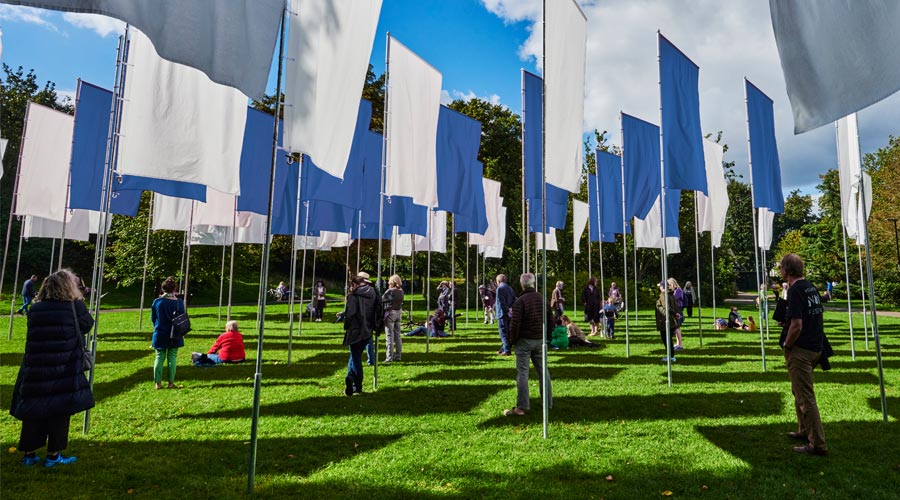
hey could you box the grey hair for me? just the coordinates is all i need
[496,274,507,284]
[520,273,536,288]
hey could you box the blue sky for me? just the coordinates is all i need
[2,0,897,201]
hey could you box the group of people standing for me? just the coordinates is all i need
[580,278,624,339]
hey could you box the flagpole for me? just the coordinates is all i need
[451,216,456,333]
[658,32,673,385]
[465,237,470,326]
[48,240,56,277]
[620,116,630,356]
[375,32,392,389]
[633,242,639,324]
[226,200,237,321]
[247,6,286,492]
[295,205,311,347]
[710,238,716,320]
[857,244,869,348]
[594,155,606,336]
[540,0,549,439]
[183,202,195,311]
[217,225,228,325]
[7,223,25,340]
[4,100,33,338]
[138,193,154,329]
[520,69,527,276]
[693,192,703,347]
[743,77,767,373]
[286,158,303,365]
[840,210,856,360]
[426,211,432,353]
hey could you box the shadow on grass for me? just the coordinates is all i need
[481,391,783,427]
[413,366,623,382]
[182,383,507,420]
[674,370,881,385]
[867,397,899,421]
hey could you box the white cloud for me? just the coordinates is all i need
[440,89,453,106]
[0,5,58,32]
[56,88,76,106]
[450,89,503,107]
[62,12,125,37]
[482,0,899,195]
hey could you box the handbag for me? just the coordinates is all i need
[170,302,191,338]
[72,302,93,372]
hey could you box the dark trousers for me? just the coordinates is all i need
[498,316,511,353]
[316,299,325,319]
[19,415,70,453]
[659,327,676,357]
[346,340,367,393]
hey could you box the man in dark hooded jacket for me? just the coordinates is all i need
[343,273,377,396]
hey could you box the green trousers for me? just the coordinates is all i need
[154,348,178,384]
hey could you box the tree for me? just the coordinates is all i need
[772,189,817,250]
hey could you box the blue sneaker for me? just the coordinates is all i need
[44,454,77,467]
[21,455,42,466]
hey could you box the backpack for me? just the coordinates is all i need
[372,296,386,335]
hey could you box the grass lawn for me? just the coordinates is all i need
[2,302,898,499]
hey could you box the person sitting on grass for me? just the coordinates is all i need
[550,319,569,350]
[728,306,748,330]
[561,315,600,348]
[747,315,757,332]
[194,320,246,365]
[405,309,448,337]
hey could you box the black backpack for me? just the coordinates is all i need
[372,296,387,335]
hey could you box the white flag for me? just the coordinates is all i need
[284,0,382,178]
[117,29,248,195]
[572,199,589,255]
[193,188,237,227]
[757,208,775,251]
[480,206,508,259]
[634,196,680,254]
[545,0,587,193]
[535,229,558,252]
[152,194,194,232]
[468,180,503,247]
[14,102,73,222]
[318,231,353,249]
[385,38,442,207]
[234,212,268,244]
[7,0,283,98]
[392,231,413,257]
[415,210,447,253]
[769,0,900,133]
[836,114,863,239]
[23,211,91,242]
[697,138,729,247]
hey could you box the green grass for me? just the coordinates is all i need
[2,302,898,499]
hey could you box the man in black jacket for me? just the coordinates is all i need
[343,273,377,396]
[16,275,38,315]
[504,273,553,417]
[778,254,828,456]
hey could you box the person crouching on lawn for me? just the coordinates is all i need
[504,273,553,417]
[206,320,246,364]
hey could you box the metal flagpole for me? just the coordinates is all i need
[465,238,470,326]
[7,223,25,340]
[693,192,703,347]
[410,240,416,323]
[743,78,766,373]
[761,247,770,340]
[49,239,56,276]
[247,6,286,492]
[286,159,303,365]
[311,247,318,320]
[57,165,74,270]
[84,24,131,433]
[857,244,869,348]
[856,162,887,422]
[658,32,673,385]
[178,230,187,293]
[540,0,549,438]
[138,193,154,329]
[572,238,577,319]
[710,240,717,319]
[217,228,228,325]
[295,205,311,346]
[450,216,456,333]
[620,121,630,356]
[426,211,432,353]
[633,242,639,324]
[374,32,393,389]
[840,222,856,360]
[595,167,606,336]
[521,69,528,276]
[356,212,362,275]
[183,202,195,311]
[474,238,479,322]
[226,200,237,321]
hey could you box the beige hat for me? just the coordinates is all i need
[356,272,371,283]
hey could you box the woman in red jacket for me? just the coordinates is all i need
[207,320,246,364]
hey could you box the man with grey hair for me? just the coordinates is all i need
[494,274,516,356]
[778,253,828,456]
[503,272,553,416]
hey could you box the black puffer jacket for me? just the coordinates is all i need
[343,284,376,346]
[10,299,95,420]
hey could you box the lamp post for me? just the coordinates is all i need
[888,218,900,272]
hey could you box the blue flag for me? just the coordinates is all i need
[621,113,661,220]
[597,150,629,235]
[436,105,483,217]
[745,80,784,213]
[452,162,488,235]
[659,33,707,194]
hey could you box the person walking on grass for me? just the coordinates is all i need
[655,281,679,362]
[778,253,829,456]
[314,280,327,322]
[10,270,94,467]
[503,273,553,417]
[669,278,685,350]
[343,273,377,396]
[16,274,38,315]
[683,281,695,318]
[495,274,516,356]
[151,277,185,390]
[550,280,565,322]
[581,277,601,337]
[382,274,404,363]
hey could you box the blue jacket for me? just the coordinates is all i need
[21,279,35,298]
[151,296,186,349]
[495,282,516,319]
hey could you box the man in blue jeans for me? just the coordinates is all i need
[16,275,38,315]
[494,274,516,356]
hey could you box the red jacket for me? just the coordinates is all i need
[208,331,246,362]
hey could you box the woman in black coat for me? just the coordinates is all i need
[343,274,377,396]
[581,277,602,337]
[10,270,95,467]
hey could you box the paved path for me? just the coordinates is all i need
[723,291,900,318]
